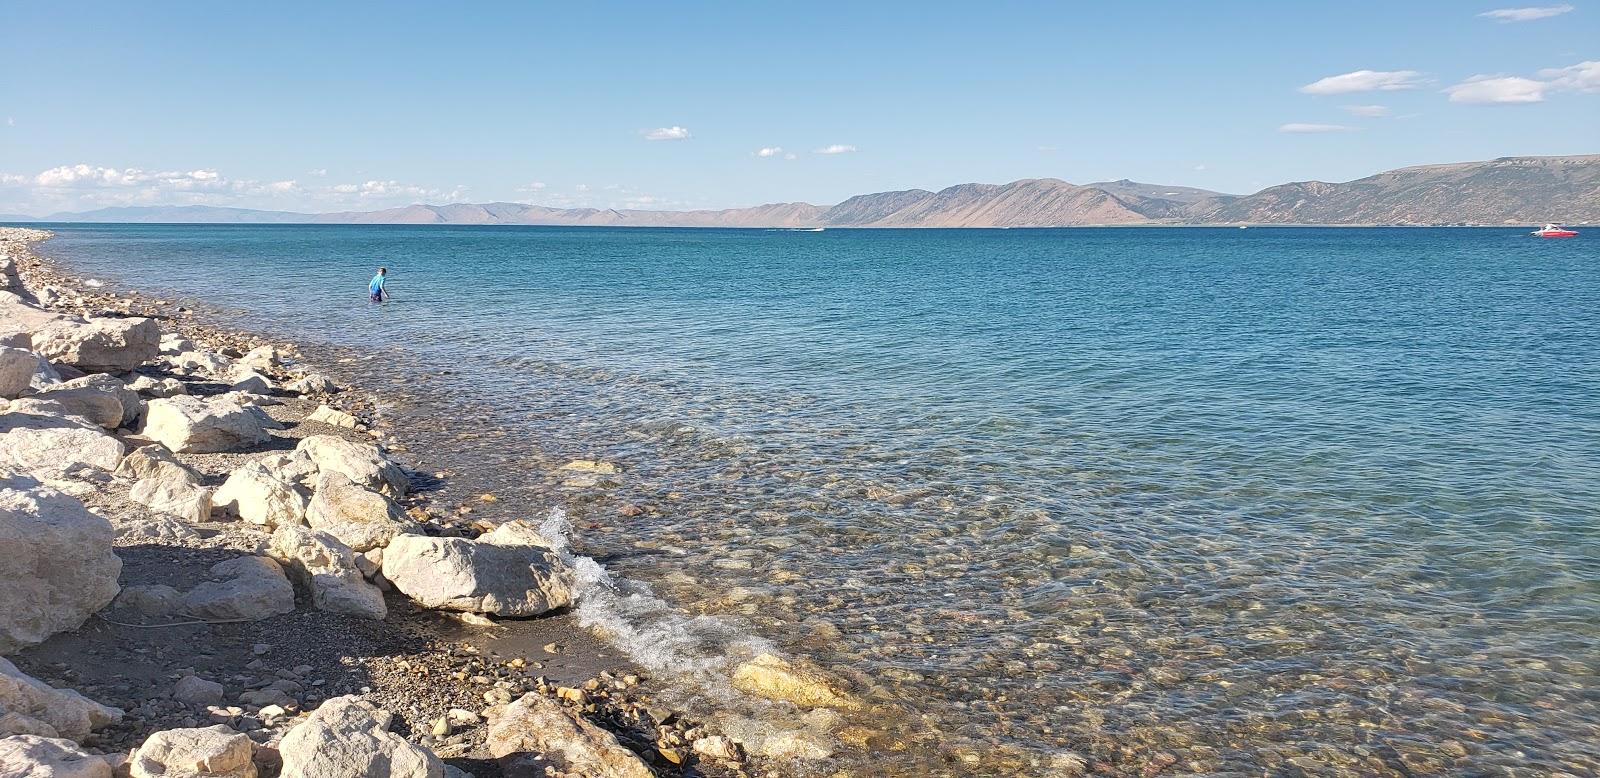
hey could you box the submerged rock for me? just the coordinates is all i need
[0,475,121,653]
[730,653,864,710]
[486,693,651,778]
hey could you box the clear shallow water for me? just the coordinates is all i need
[37,224,1600,775]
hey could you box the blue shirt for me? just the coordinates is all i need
[369,273,385,296]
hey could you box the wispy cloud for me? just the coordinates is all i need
[1445,75,1549,103]
[643,126,691,141]
[2,162,467,213]
[754,146,784,158]
[1342,104,1391,117]
[307,168,327,177]
[1278,123,1355,133]
[1540,60,1600,91]
[814,144,858,155]
[518,181,547,192]
[1478,4,1574,21]
[1300,70,1427,94]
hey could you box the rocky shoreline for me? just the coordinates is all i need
[0,227,897,777]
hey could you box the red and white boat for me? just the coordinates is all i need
[1532,223,1579,238]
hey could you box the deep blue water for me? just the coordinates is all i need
[33,224,1600,774]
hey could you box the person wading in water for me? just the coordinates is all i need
[368,266,389,303]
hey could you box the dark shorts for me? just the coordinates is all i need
[369,291,383,302]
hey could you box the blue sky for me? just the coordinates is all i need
[1,1,1595,215]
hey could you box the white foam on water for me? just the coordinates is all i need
[537,508,773,684]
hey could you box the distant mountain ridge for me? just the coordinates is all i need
[10,155,1597,227]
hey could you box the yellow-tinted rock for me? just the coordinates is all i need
[730,654,863,710]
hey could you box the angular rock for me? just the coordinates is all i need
[0,658,122,742]
[31,317,160,373]
[158,333,195,356]
[294,436,406,498]
[115,518,200,544]
[212,463,307,529]
[304,471,416,552]
[0,406,124,481]
[0,735,114,778]
[168,351,229,378]
[381,533,574,617]
[179,557,295,622]
[277,696,441,778]
[119,445,212,523]
[235,346,280,373]
[485,693,651,778]
[113,585,184,616]
[127,375,187,398]
[0,348,57,400]
[128,725,256,778]
[286,374,337,396]
[268,525,385,620]
[0,476,121,653]
[730,654,864,710]
[228,370,272,395]
[142,396,273,454]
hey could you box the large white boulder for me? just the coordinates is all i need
[0,348,58,400]
[0,403,124,481]
[0,658,122,742]
[31,317,160,373]
[0,475,121,653]
[0,735,115,778]
[304,472,416,552]
[117,445,211,523]
[36,375,143,429]
[277,696,441,778]
[486,693,652,778]
[167,351,229,378]
[381,527,575,617]
[128,725,256,778]
[178,557,295,622]
[212,462,307,529]
[268,525,385,620]
[141,396,274,454]
[294,436,406,498]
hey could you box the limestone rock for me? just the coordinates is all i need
[0,659,122,743]
[179,557,295,622]
[268,525,385,620]
[228,370,272,395]
[381,533,575,617]
[294,436,407,497]
[304,471,415,552]
[277,696,441,778]
[0,476,121,653]
[128,725,256,778]
[0,348,57,400]
[693,735,742,762]
[305,405,359,429]
[485,693,650,778]
[36,375,142,429]
[127,375,187,398]
[730,654,864,710]
[168,351,229,378]
[115,518,200,544]
[560,459,621,475]
[113,585,184,616]
[31,317,160,373]
[212,463,307,529]
[158,333,195,356]
[0,406,124,481]
[120,445,211,523]
[286,374,337,396]
[236,346,280,373]
[142,396,273,454]
[0,735,114,778]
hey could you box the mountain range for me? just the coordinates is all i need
[10,155,1598,228]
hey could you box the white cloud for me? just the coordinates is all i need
[1444,75,1548,103]
[785,153,796,160]
[644,126,691,141]
[575,184,590,192]
[518,181,547,192]
[1479,4,1574,21]
[307,168,327,176]
[1342,104,1391,117]
[1540,60,1600,91]
[1278,123,1355,133]
[5,117,12,127]
[755,146,784,157]
[814,144,858,154]
[1300,70,1427,94]
[7,162,466,213]
[1193,164,1207,171]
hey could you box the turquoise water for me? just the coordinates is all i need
[37,224,1600,774]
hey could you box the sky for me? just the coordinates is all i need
[1,1,1596,215]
